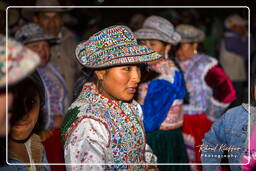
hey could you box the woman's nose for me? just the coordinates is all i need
[131,67,141,83]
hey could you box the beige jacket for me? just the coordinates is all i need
[50,27,81,101]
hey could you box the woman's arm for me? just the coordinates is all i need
[142,71,186,132]
[201,112,228,171]
[64,118,110,171]
[204,65,236,121]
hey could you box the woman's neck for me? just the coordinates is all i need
[8,139,30,163]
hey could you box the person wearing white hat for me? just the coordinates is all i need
[135,16,190,171]
[175,24,236,170]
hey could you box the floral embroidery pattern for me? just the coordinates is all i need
[62,82,147,170]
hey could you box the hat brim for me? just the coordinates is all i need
[77,45,162,69]
[135,28,180,45]
[22,34,58,45]
[0,39,40,88]
[21,7,71,21]
[224,19,247,29]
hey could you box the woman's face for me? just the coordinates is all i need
[96,65,141,102]
[175,43,197,61]
[25,40,50,67]
[10,94,40,140]
[139,40,170,57]
[0,91,13,136]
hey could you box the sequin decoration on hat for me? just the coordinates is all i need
[135,16,181,45]
[75,25,162,69]
[176,24,205,43]
[0,34,40,88]
[15,23,57,45]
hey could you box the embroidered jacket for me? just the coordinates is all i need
[178,54,236,121]
[37,63,69,130]
[61,82,156,171]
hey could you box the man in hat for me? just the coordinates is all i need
[0,35,40,136]
[22,0,80,100]
[219,14,248,106]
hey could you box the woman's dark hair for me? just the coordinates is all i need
[251,72,256,106]
[9,71,45,136]
[72,67,97,101]
[164,41,190,104]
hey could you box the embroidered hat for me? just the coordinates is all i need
[75,25,162,69]
[0,34,40,88]
[135,16,181,45]
[15,23,57,45]
[176,24,205,43]
[225,14,247,29]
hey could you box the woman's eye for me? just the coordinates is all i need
[150,43,156,47]
[138,40,145,45]
[123,67,131,71]
[122,67,131,71]
[24,96,38,110]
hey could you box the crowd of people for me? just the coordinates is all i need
[0,0,255,171]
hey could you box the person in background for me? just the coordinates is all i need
[201,72,256,171]
[15,23,69,131]
[22,0,80,100]
[175,24,236,170]
[0,35,40,137]
[219,14,248,106]
[0,71,50,171]
[61,25,161,171]
[135,15,190,171]
[15,23,67,170]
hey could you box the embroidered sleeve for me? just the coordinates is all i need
[204,66,236,121]
[205,65,236,103]
[64,118,110,171]
[142,71,186,132]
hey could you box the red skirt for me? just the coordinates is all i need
[182,113,212,171]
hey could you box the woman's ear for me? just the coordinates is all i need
[193,43,198,50]
[165,44,172,54]
[95,70,106,80]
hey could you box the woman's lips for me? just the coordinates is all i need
[127,87,137,93]
[13,121,31,127]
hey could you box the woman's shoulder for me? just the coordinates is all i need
[162,59,180,72]
[221,105,248,126]
[195,54,218,67]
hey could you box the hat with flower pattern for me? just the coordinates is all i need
[15,23,57,45]
[176,24,205,43]
[75,25,162,69]
[135,16,181,45]
[0,34,40,88]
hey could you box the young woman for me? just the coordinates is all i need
[175,24,236,170]
[135,16,190,171]
[15,23,69,130]
[201,72,256,170]
[61,25,162,170]
[0,71,50,171]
